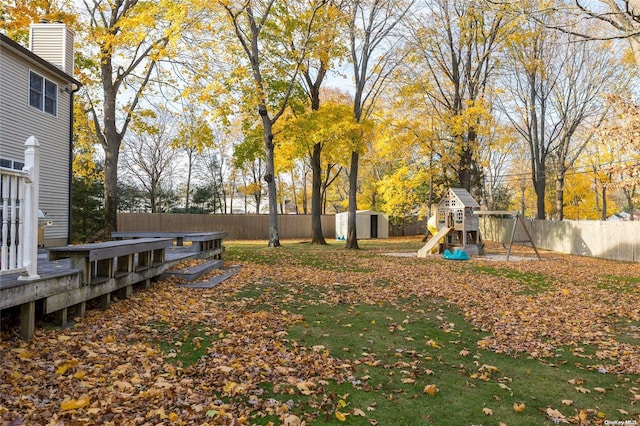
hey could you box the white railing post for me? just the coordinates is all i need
[18,136,40,280]
[1,174,9,269]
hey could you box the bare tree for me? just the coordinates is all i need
[548,38,627,220]
[540,0,640,66]
[172,112,214,211]
[121,111,178,213]
[500,16,628,219]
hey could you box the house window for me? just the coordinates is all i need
[29,71,57,116]
[0,159,24,170]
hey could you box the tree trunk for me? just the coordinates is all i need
[150,184,157,213]
[101,72,121,234]
[290,169,299,213]
[346,151,359,249]
[220,177,227,213]
[185,153,193,211]
[261,110,280,247]
[602,186,607,220]
[302,170,308,215]
[457,144,473,191]
[555,173,565,221]
[534,172,546,220]
[103,141,119,234]
[310,142,326,244]
[626,190,635,221]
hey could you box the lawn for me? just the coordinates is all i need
[1,237,639,425]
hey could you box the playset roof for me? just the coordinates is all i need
[439,188,480,208]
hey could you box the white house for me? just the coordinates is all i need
[335,210,389,240]
[0,24,81,246]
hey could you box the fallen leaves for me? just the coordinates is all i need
[513,402,526,413]
[423,384,439,395]
[546,407,569,424]
[60,397,90,411]
[1,240,639,424]
[335,410,347,421]
[282,414,303,426]
[295,381,315,395]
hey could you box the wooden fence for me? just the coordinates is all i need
[479,217,640,263]
[118,213,640,262]
[117,213,337,240]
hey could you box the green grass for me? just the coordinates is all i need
[154,240,640,424]
[157,280,640,425]
[150,323,214,368]
[225,240,374,272]
[609,316,640,346]
[466,264,554,295]
[280,293,638,425]
[597,275,640,295]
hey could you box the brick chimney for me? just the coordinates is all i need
[29,22,74,77]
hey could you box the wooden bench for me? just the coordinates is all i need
[111,231,228,259]
[184,232,228,259]
[48,238,173,285]
[46,238,173,325]
[112,231,189,246]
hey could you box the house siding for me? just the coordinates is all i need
[1,41,72,246]
[29,24,74,76]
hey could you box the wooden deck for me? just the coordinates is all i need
[0,233,226,340]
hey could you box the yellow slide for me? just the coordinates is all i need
[417,215,451,258]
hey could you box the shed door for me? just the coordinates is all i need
[370,215,378,238]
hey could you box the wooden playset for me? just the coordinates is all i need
[418,187,541,260]
[418,188,481,257]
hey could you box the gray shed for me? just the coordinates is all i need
[335,210,389,240]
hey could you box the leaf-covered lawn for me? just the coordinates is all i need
[1,238,639,425]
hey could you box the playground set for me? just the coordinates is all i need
[417,188,540,261]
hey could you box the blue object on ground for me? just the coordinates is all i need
[443,248,470,261]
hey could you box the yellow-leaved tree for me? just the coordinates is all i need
[404,0,513,193]
[597,95,640,219]
[77,0,191,233]
[216,0,329,247]
[276,96,361,219]
[297,3,349,244]
[0,0,76,43]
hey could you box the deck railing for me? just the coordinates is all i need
[0,136,40,279]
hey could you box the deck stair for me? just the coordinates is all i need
[161,258,224,282]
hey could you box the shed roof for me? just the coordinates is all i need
[335,210,386,217]
[443,188,480,208]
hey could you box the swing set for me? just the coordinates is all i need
[473,211,541,260]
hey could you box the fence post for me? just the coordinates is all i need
[18,136,40,280]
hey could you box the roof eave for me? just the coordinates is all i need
[0,32,82,88]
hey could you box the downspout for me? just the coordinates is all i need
[68,83,81,244]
